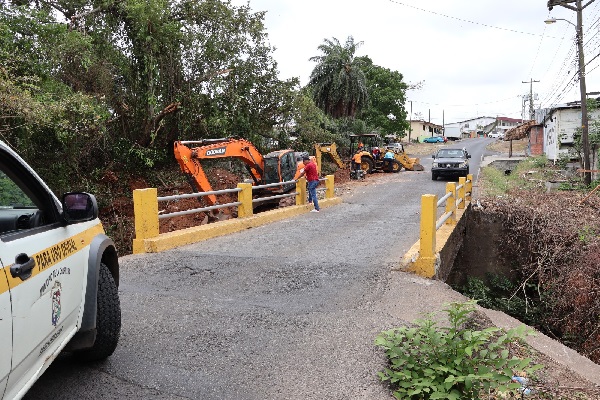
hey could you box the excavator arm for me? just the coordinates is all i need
[314,142,345,174]
[173,138,265,205]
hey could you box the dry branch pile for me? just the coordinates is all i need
[478,190,600,364]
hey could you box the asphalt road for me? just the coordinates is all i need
[24,138,494,400]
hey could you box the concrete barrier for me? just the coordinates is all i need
[399,174,473,279]
[132,175,340,254]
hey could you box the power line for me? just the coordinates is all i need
[385,0,563,38]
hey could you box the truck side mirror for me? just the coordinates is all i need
[62,192,98,223]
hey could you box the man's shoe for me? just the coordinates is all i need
[310,209,320,213]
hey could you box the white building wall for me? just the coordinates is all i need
[543,107,600,161]
[444,117,496,138]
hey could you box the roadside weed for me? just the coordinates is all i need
[375,301,543,399]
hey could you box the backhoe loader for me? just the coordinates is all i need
[173,137,305,206]
[349,134,424,173]
[313,142,345,174]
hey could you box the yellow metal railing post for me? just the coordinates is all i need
[325,175,335,199]
[296,177,307,205]
[445,182,457,225]
[132,188,159,254]
[466,174,473,201]
[410,194,437,278]
[458,177,466,209]
[237,183,253,218]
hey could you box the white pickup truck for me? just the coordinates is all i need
[0,140,121,399]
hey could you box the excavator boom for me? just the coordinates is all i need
[314,142,345,174]
[174,137,305,207]
[174,138,266,205]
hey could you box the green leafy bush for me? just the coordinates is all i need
[375,301,543,399]
[460,275,548,328]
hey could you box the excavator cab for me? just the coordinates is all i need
[260,150,298,193]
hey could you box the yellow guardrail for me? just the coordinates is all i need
[132,175,336,254]
[408,174,473,278]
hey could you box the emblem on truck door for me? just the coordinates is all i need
[51,281,62,326]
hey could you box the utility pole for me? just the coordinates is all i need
[521,78,540,120]
[409,101,412,142]
[547,0,596,186]
[443,110,445,137]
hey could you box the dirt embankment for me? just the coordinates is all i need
[99,160,357,255]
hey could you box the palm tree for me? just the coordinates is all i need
[308,36,368,119]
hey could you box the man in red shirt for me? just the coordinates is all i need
[301,156,320,212]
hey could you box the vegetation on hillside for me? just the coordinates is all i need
[0,0,412,254]
[471,156,600,365]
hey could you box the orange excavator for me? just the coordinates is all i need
[173,137,305,205]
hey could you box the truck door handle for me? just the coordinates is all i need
[10,253,35,281]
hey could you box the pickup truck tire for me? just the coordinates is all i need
[75,262,121,361]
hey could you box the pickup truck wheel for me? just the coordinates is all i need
[75,262,121,361]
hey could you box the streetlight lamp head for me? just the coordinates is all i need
[544,17,557,24]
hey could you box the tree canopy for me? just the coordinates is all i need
[0,0,298,191]
[308,36,368,119]
[357,56,409,138]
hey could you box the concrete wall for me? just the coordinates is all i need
[445,208,513,287]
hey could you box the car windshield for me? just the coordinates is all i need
[436,149,464,158]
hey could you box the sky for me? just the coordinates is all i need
[228,0,600,126]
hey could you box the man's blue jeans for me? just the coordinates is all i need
[307,180,320,211]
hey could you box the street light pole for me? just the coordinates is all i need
[546,0,595,185]
[576,7,591,186]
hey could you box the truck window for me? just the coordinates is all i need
[0,171,35,208]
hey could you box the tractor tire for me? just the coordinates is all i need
[75,262,121,361]
[391,160,402,173]
[361,157,374,174]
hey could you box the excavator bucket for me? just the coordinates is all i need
[393,153,425,172]
[409,162,425,171]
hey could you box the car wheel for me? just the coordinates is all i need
[75,262,121,361]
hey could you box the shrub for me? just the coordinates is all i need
[375,301,543,399]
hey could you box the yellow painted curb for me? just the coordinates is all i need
[137,197,342,253]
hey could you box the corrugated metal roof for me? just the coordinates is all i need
[503,120,538,141]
